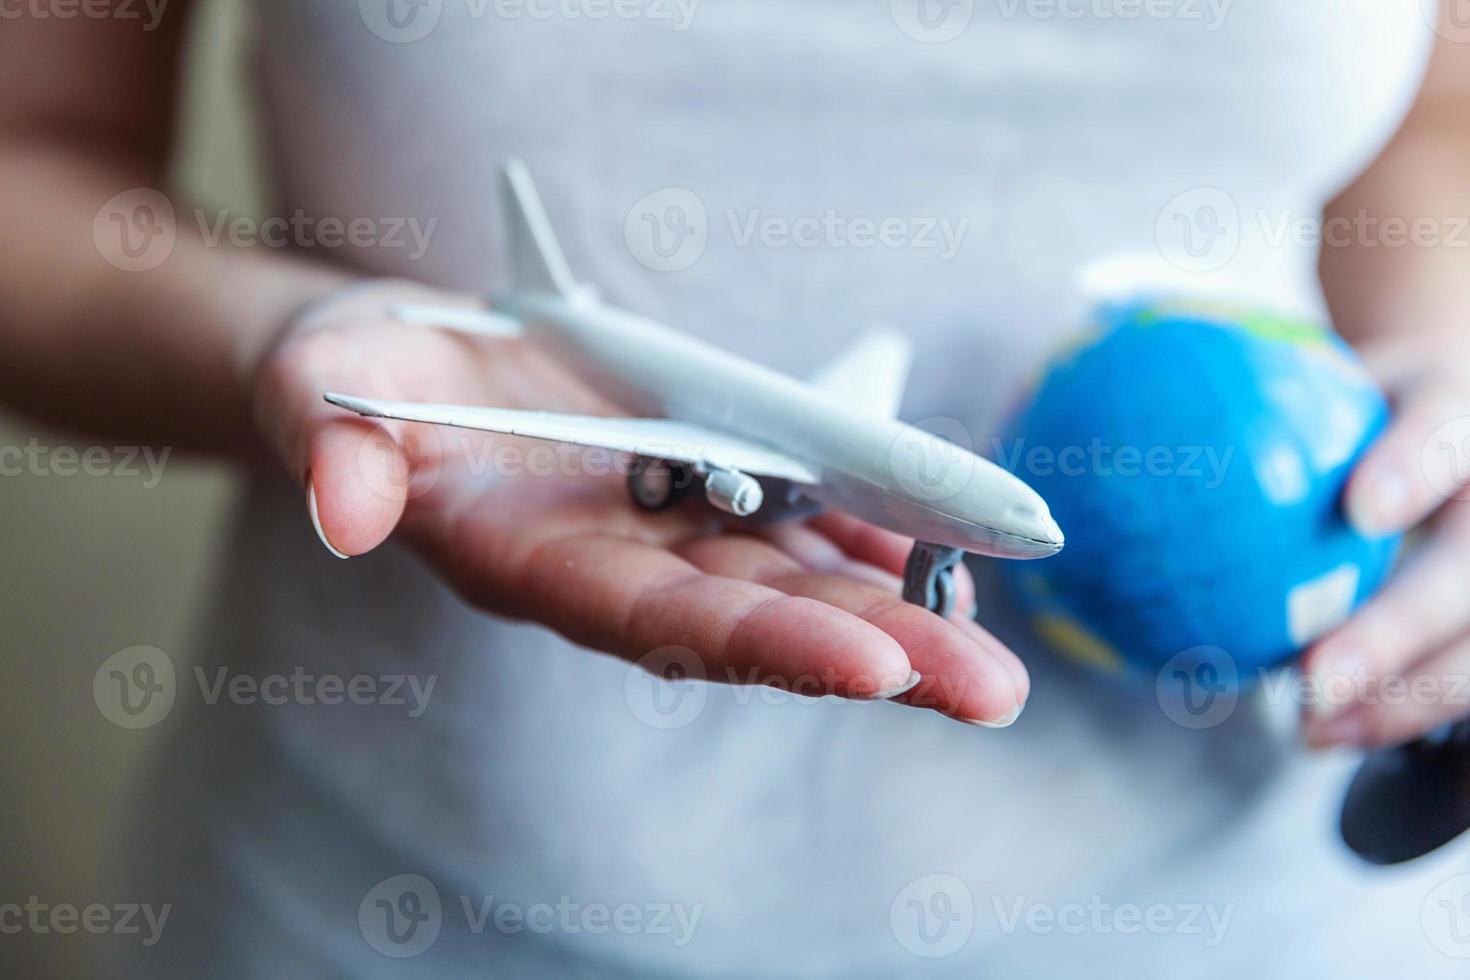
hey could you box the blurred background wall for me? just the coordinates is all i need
[0,1,260,973]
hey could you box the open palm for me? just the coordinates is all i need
[251,280,1027,726]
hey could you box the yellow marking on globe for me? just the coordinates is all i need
[1032,613,1126,674]
[1043,325,1102,370]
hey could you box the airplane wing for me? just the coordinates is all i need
[809,325,913,419]
[324,394,821,484]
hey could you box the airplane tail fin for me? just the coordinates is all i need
[501,158,580,299]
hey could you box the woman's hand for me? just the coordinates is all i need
[1303,2,1470,750]
[1302,329,1470,748]
[249,279,1029,727]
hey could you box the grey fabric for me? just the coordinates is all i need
[106,2,1469,976]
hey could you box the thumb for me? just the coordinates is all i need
[305,415,411,558]
[1345,374,1466,536]
[253,327,416,560]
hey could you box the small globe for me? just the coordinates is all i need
[998,298,1401,681]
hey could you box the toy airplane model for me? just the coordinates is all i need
[325,160,1063,616]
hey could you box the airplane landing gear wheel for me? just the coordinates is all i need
[902,542,964,618]
[932,568,957,619]
[628,457,694,512]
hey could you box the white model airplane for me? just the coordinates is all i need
[325,160,1063,616]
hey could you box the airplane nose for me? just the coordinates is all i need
[962,456,1064,558]
[1002,495,1064,558]
[1038,512,1065,554]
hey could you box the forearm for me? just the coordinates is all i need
[1320,10,1470,347]
[0,134,350,455]
[1320,105,1470,345]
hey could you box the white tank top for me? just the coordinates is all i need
[117,3,1465,977]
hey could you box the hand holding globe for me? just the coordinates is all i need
[999,296,1470,863]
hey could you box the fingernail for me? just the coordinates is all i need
[964,601,980,620]
[1347,471,1409,537]
[307,476,349,560]
[962,704,1023,729]
[1304,710,1368,749]
[1307,690,1344,723]
[867,670,922,701]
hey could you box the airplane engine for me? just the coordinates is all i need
[703,469,764,517]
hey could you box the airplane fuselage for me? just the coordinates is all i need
[494,289,1062,559]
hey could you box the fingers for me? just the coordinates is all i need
[254,284,504,558]
[500,531,918,701]
[767,512,980,621]
[429,497,1022,721]
[950,614,1032,707]
[1353,332,1430,394]
[1344,370,1468,536]
[677,533,1023,725]
[420,495,916,699]
[749,521,899,591]
[804,511,914,573]
[1305,500,1470,702]
[305,417,411,557]
[1303,637,1470,749]
[773,575,1022,725]
[1301,337,1470,748]
[254,280,626,561]
[255,327,422,558]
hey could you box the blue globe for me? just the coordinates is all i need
[997,298,1401,681]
